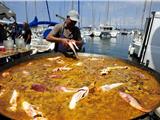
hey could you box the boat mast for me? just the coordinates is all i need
[78,0,80,27]
[45,0,51,22]
[92,1,94,28]
[107,0,109,25]
[148,0,152,17]
[34,0,37,17]
[72,0,74,9]
[140,0,147,30]
[105,0,109,25]
[25,1,28,23]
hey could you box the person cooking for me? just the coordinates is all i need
[46,10,83,54]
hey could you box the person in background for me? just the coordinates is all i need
[22,22,32,45]
[46,10,83,53]
[0,23,7,45]
[11,22,21,44]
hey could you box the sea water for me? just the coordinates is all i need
[84,34,133,59]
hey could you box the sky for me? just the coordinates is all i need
[2,0,160,29]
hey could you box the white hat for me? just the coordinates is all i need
[67,10,79,22]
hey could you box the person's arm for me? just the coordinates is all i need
[46,24,70,48]
[48,34,71,48]
[46,33,67,43]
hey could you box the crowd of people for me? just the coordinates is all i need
[0,22,32,46]
[1,9,83,54]
[0,23,10,45]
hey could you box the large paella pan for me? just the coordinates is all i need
[0,53,160,120]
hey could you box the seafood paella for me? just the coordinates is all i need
[0,53,160,120]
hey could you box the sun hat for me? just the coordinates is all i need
[67,10,79,22]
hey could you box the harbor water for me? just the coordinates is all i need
[84,34,133,59]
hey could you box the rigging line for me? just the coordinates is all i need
[45,0,51,22]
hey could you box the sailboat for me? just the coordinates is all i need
[28,0,58,54]
[128,0,147,57]
[99,1,119,38]
[92,28,101,37]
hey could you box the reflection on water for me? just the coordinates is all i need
[84,35,133,59]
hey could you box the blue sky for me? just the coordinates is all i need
[2,0,160,29]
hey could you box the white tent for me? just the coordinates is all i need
[0,2,16,20]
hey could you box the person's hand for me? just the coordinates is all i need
[70,39,76,43]
[61,38,70,49]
